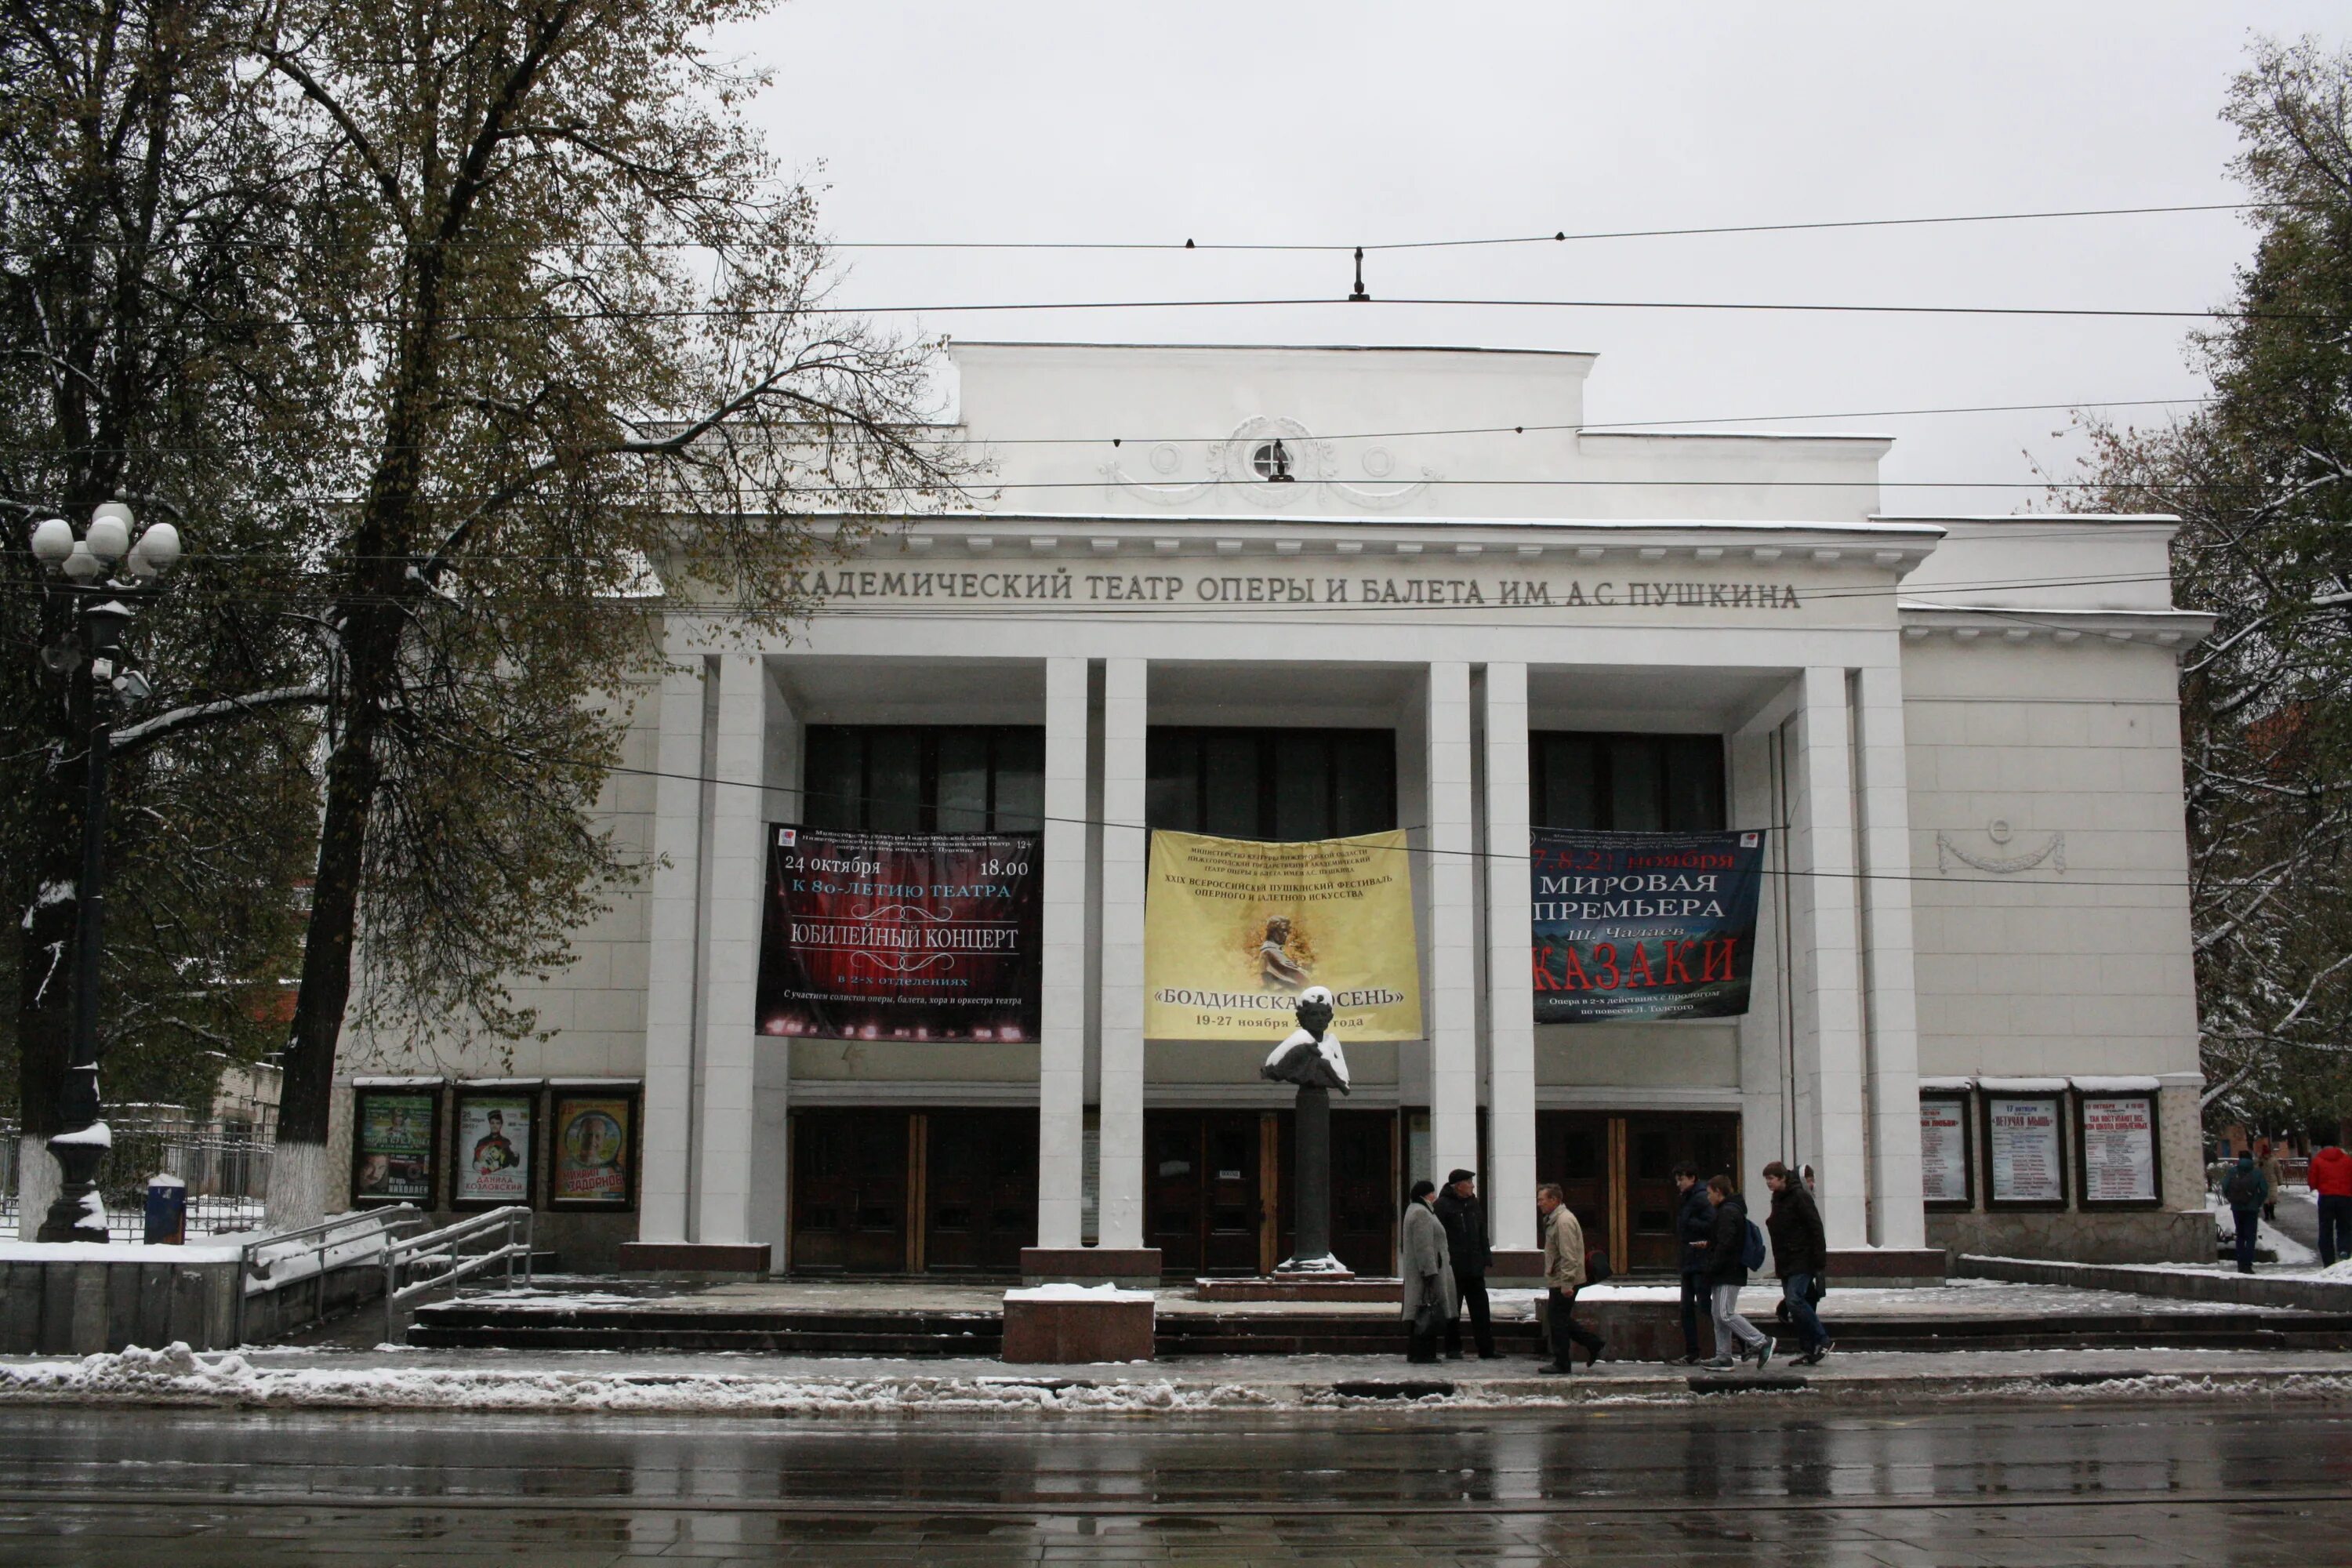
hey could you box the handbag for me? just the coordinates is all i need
[1584,1247,1613,1284]
[1411,1280,1447,1338]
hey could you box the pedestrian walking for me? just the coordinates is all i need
[1432,1168,1495,1360]
[1535,1182,1606,1374]
[1399,1179,1457,1365]
[1692,1174,1771,1370]
[2257,1138,2285,1223]
[2310,1131,2352,1267]
[1762,1160,1831,1365]
[1671,1163,1713,1364]
[2220,1149,2269,1274]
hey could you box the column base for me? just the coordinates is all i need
[1020,1247,1162,1288]
[616,1242,771,1275]
[1824,1247,1947,1287]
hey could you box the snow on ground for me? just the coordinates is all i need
[2207,1192,2317,1265]
[5,1342,2352,1415]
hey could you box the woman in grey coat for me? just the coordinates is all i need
[1399,1178,1460,1364]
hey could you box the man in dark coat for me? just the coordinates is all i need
[1671,1163,1712,1364]
[2221,1149,2269,1274]
[1433,1168,1495,1359]
[1693,1174,1770,1370]
[1763,1160,1831,1364]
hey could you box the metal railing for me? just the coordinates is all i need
[2,1120,273,1241]
[383,1207,534,1342]
[237,1205,428,1345]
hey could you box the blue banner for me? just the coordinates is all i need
[1530,828,1768,1023]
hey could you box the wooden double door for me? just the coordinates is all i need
[1145,1108,1396,1278]
[789,1108,1038,1274]
[1535,1110,1740,1275]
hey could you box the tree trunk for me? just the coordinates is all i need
[264,708,383,1229]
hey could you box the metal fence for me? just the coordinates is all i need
[0,1120,274,1241]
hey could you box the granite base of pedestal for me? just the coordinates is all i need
[1000,1292,1156,1363]
[1018,1247,1162,1288]
[1487,1249,1544,1279]
[1824,1247,1948,1287]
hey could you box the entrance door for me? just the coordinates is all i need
[789,1110,908,1272]
[1624,1112,1740,1273]
[924,1109,1038,1273]
[1146,1111,1263,1276]
[1535,1112,1613,1270]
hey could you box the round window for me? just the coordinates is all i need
[1250,439,1296,481]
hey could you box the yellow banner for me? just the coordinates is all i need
[1143,829,1424,1041]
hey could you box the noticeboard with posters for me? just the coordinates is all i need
[452,1088,536,1209]
[2075,1092,2161,1208]
[1918,1096,1975,1210]
[550,1090,637,1209]
[352,1085,439,1207]
[1982,1094,2068,1210]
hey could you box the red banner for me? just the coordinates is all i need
[756,825,1042,1043]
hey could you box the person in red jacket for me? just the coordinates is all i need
[2309,1133,2352,1268]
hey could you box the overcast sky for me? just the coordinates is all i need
[724,3,2343,516]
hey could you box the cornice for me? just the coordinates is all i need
[1897,601,2216,649]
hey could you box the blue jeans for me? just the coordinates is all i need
[2320,1194,2352,1268]
[2231,1206,2261,1272]
[1780,1272,1828,1352]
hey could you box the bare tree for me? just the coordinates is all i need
[249,0,971,1222]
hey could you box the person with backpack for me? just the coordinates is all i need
[1536,1182,1606,1374]
[1692,1174,1771,1370]
[2221,1149,2270,1274]
[1763,1160,1831,1365]
[1671,1163,1714,1364]
[2310,1131,2352,1267]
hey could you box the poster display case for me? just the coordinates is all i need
[1918,1095,1975,1210]
[1981,1092,2069,1210]
[550,1086,640,1210]
[451,1083,540,1209]
[353,1081,442,1207]
[2074,1091,2162,1209]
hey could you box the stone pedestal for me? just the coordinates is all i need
[1000,1287,1155,1363]
[1488,1249,1544,1280]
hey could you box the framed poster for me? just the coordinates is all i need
[550,1091,637,1209]
[352,1086,439,1207]
[1918,1096,1975,1210]
[2075,1092,2161,1209]
[1981,1094,2067,1210]
[452,1088,537,1209]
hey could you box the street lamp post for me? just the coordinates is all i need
[26,503,180,1242]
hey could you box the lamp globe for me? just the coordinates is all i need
[29,517,74,564]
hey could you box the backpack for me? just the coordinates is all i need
[1742,1218,1768,1272]
[2223,1165,2263,1207]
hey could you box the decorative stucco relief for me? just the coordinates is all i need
[1936,818,2066,875]
[1102,415,1437,509]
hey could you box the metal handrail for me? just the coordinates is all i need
[383,1206,534,1343]
[233,1204,428,1347]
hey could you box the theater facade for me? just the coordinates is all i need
[336,342,2216,1279]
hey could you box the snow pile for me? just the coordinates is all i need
[1004,1283,1153,1303]
[0,1345,1277,1415]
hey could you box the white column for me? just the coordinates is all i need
[637,657,706,1243]
[1426,661,1480,1187]
[1036,656,1090,1249]
[1796,666,1869,1250]
[1481,662,1537,1249]
[693,653,766,1246]
[1856,660,1926,1248]
[1096,657,1149,1249]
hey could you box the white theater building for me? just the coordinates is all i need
[336,341,2214,1279]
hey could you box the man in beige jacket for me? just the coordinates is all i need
[1537,1182,1606,1374]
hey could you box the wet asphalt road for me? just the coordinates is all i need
[0,1399,2346,1564]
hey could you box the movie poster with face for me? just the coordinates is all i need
[757,825,1043,1043]
[1530,828,1769,1023]
[354,1090,436,1203]
[454,1094,532,1205]
[551,1095,633,1206]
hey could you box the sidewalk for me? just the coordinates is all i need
[4,1338,2348,1414]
